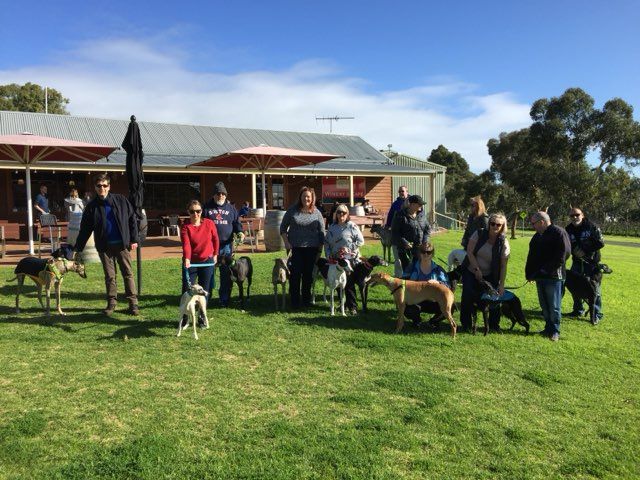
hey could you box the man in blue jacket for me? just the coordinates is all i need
[525,212,571,341]
[75,173,139,316]
[204,181,244,306]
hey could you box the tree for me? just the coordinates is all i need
[528,87,640,171]
[0,82,69,114]
[427,145,474,219]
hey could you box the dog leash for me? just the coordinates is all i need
[503,280,530,290]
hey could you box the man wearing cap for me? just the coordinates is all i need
[204,181,244,306]
[391,194,431,274]
[565,207,605,322]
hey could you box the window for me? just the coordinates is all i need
[144,174,201,210]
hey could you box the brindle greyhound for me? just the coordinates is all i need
[367,272,457,337]
[9,256,87,317]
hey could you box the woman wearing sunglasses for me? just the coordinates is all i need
[460,213,510,332]
[402,242,451,328]
[180,200,220,304]
[324,204,365,315]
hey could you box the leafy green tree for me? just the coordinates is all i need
[0,82,69,114]
[593,98,640,171]
[426,145,474,219]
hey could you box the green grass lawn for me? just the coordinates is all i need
[1,232,638,479]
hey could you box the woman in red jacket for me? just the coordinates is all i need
[181,200,219,298]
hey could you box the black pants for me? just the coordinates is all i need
[289,247,319,308]
[345,273,357,310]
[396,247,415,274]
[404,301,441,324]
[460,268,500,330]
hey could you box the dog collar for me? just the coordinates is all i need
[391,279,405,294]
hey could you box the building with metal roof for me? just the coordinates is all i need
[0,111,447,236]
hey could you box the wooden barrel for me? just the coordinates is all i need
[264,210,286,252]
[349,206,365,217]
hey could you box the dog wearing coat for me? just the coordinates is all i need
[9,255,87,317]
[177,284,209,340]
[367,272,457,336]
[218,255,253,311]
[272,258,290,311]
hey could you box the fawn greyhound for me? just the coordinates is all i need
[367,272,457,337]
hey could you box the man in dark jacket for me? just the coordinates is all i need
[386,186,410,276]
[565,208,605,321]
[75,173,139,316]
[204,181,244,306]
[525,211,571,341]
[391,194,431,274]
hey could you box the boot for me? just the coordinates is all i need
[102,302,117,316]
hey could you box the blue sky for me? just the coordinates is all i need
[1,0,638,171]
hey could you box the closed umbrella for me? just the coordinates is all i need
[190,145,343,210]
[0,133,117,254]
[121,115,145,292]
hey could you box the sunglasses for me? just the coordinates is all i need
[337,211,347,215]
[490,222,504,227]
[570,213,582,218]
[189,209,202,214]
[95,184,110,189]
[421,250,434,255]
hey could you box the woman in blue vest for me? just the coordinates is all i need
[460,213,510,332]
[402,242,451,327]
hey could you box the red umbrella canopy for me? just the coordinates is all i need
[0,133,117,164]
[192,145,343,170]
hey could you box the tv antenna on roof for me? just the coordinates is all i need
[315,115,355,133]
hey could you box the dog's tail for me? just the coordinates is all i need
[6,276,17,283]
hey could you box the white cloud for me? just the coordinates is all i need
[0,38,531,172]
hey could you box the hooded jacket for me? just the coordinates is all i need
[203,199,243,247]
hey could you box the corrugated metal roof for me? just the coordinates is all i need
[383,151,447,172]
[0,111,442,174]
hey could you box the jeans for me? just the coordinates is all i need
[214,243,233,305]
[182,257,214,298]
[392,245,403,277]
[289,247,319,308]
[460,268,500,330]
[536,279,563,336]
[570,262,603,319]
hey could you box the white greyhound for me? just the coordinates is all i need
[313,257,354,316]
[177,284,209,340]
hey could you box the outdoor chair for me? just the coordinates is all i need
[242,217,262,253]
[165,215,180,237]
[37,213,61,257]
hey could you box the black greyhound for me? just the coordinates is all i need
[352,255,388,312]
[564,268,606,325]
[218,255,253,310]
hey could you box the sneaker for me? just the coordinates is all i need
[349,308,358,316]
[128,305,140,316]
[550,333,560,342]
[102,304,117,316]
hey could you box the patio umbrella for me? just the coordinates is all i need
[121,115,145,293]
[190,145,343,210]
[0,133,117,254]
